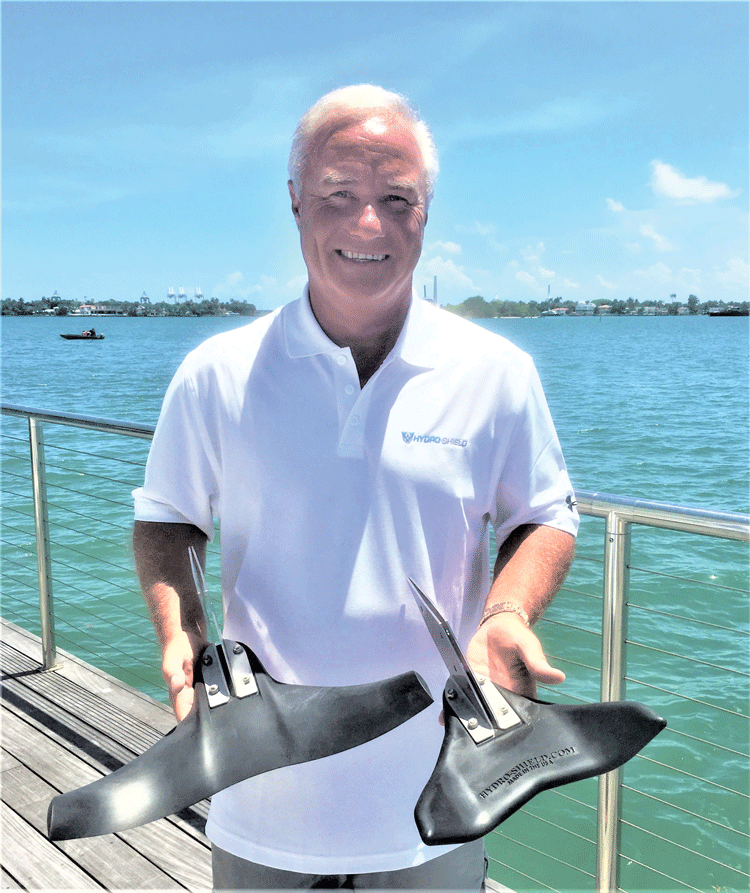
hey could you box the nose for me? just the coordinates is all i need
[356,203,382,235]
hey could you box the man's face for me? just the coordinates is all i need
[289,111,428,325]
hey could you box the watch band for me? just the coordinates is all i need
[478,601,530,629]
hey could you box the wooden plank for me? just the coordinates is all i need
[1,691,208,832]
[1,866,23,888]
[1,621,211,888]
[1,620,174,732]
[0,801,103,889]
[2,691,212,890]
[1,679,210,832]
[2,758,187,890]
[1,639,165,756]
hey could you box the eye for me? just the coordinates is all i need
[382,194,412,211]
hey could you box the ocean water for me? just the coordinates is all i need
[3,312,748,511]
[1,311,748,892]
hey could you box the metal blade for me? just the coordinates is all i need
[188,546,222,645]
[408,578,521,739]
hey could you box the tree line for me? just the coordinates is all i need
[444,294,748,319]
[1,297,258,317]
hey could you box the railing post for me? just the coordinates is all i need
[596,511,631,892]
[28,416,56,669]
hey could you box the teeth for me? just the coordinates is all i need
[340,250,388,261]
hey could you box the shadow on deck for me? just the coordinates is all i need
[1,620,211,891]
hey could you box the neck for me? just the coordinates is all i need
[308,286,410,386]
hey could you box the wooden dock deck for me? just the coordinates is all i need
[1,619,512,893]
[1,619,211,890]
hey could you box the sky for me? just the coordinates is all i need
[3,0,748,310]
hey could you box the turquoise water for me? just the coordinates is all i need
[3,313,748,511]
[2,312,748,892]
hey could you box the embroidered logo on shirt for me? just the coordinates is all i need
[402,432,468,448]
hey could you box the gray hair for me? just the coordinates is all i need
[288,84,439,206]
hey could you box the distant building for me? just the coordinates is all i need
[73,302,126,316]
[598,304,612,315]
[678,306,690,315]
[575,302,596,316]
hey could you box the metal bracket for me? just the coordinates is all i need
[446,673,521,745]
[199,642,259,708]
[222,640,259,698]
[200,644,231,708]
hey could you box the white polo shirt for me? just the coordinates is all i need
[133,287,579,873]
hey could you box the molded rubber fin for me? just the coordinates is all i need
[416,678,666,844]
[48,645,432,840]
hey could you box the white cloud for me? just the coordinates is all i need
[597,275,616,290]
[715,257,749,290]
[635,262,673,285]
[470,222,496,238]
[428,240,462,255]
[213,271,278,299]
[521,242,545,262]
[676,267,702,292]
[515,270,537,289]
[639,223,674,252]
[563,279,580,290]
[606,198,625,212]
[538,266,555,280]
[419,256,478,295]
[650,160,736,203]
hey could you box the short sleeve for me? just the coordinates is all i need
[133,357,220,540]
[492,360,579,546]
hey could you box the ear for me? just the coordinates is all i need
[288,180,301,228]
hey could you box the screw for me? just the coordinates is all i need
[233,643,243,655]
[446,688,456,700]
[202,653,213,666]
[467,718,479,730]
[242,675,252,685]
[208,684,219,695]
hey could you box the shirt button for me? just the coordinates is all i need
[336,355,346,366]
[344,385,355,396]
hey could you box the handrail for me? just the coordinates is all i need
[576,490,749,542]
[3,403,748,540]
[1,402,155,440]
[3,402,749,892]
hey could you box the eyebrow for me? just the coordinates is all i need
[321,172,421,196]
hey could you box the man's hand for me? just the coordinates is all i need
[133,521,210,721]
[162,630,208,721]
[465,612,565,699]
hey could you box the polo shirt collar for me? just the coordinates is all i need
[284,284,437,371]
[284,286,344,359]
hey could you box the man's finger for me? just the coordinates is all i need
[518,633,566,685]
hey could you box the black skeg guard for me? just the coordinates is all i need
[48,646,432,841]
[416,677,666,845]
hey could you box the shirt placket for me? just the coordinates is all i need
[333,350,388,460]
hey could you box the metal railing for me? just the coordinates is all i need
[2,402,749,893]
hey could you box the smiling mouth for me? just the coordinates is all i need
[337,250,390,262]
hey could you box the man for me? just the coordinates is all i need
[133,84,578,890]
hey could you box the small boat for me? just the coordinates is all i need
[60,331,104,340]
